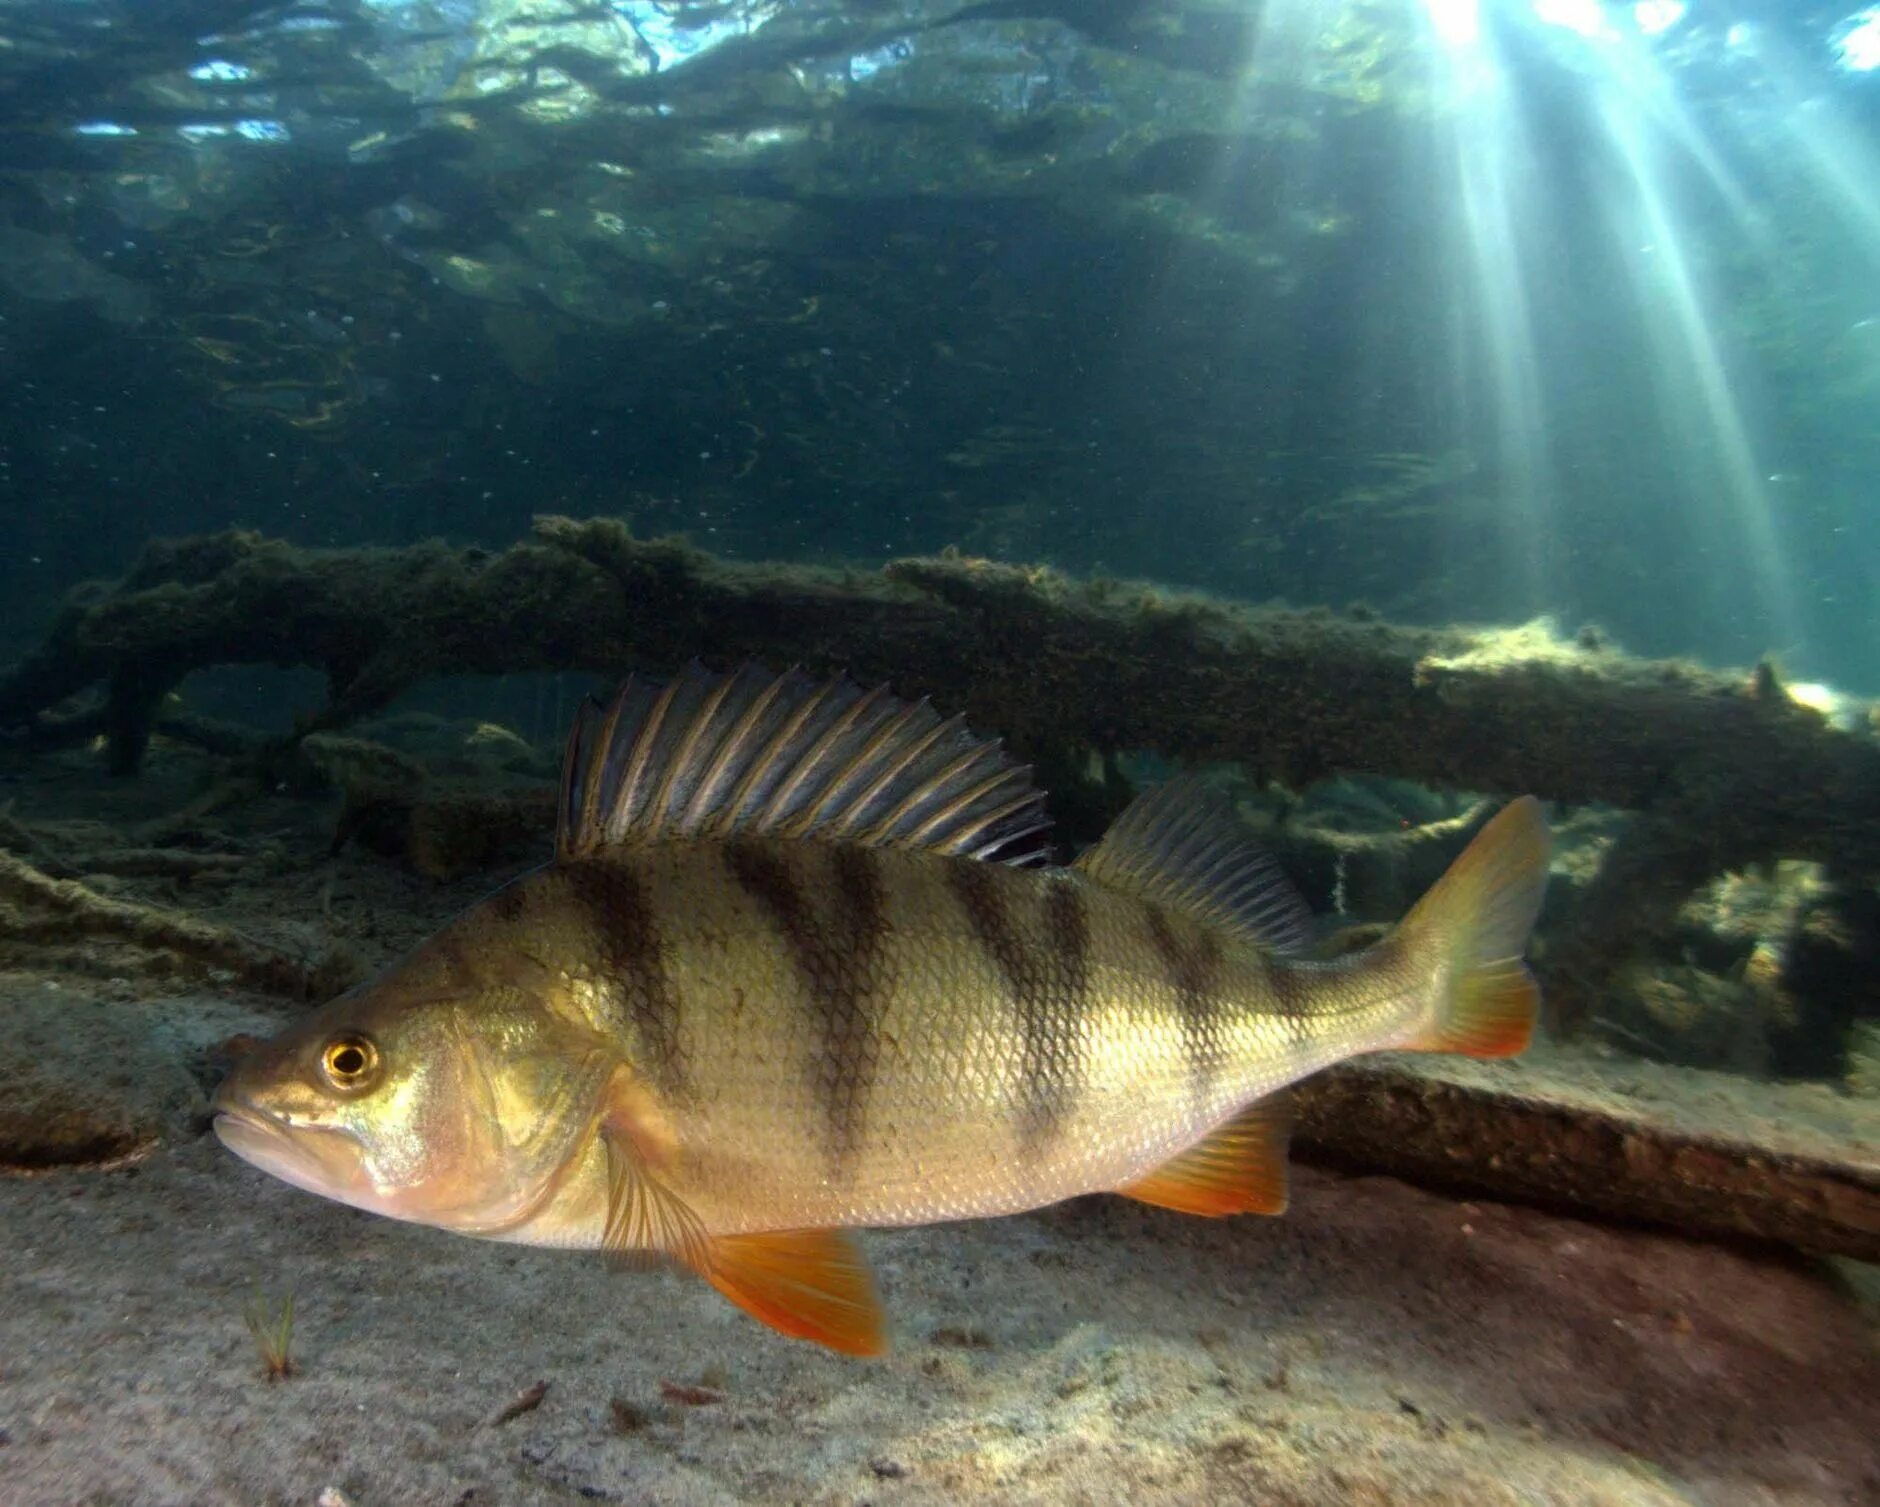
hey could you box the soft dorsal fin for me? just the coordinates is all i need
[1074,776,1312,953]
[558,662,1050,863]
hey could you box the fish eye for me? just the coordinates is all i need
[319,1035,380,1090]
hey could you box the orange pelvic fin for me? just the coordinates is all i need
[690,1228,886,1357]
[1119,1096,1290,1217]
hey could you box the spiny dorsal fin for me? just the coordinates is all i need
[558,662,1050,863]
[1074,776,1312,953]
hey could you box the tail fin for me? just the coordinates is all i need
[1393,796,1550,1058]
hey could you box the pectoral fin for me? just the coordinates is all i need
[688,1228,886,1357]
[1119,1097,1291,1217]
[586,1063,708,1272]
[599,1127,710,1271]
[593,1068,884,1355]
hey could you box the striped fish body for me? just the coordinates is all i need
[214,664,1548,1355]
[496,838,1418,1243]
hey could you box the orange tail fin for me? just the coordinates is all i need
[1394,797,1550,1059]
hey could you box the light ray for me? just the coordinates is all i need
[1419,0,1553,613]
[1597,93,1799,652]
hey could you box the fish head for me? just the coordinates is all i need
[213,905,613,1236]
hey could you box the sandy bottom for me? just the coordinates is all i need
[3,1129,1876,1507]
[1,744,1876,1505]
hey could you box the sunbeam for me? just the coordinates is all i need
[1418,0,1553,615]
[1396,0,1878,660]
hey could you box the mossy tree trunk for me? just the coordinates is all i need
[5,517,1879,1029]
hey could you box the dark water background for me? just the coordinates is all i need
[0,0,1876,688]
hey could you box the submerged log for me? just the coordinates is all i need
[1294,1049,1880,1262]
[0,848,338,998]
[3,516,1879,1027]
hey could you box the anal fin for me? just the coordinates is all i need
[689,1228,886,1357]
[1119,1097,1291,1217]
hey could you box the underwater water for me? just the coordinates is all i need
[1,1,1878,1504]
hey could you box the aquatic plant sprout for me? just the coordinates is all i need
[243,1285,295,1382]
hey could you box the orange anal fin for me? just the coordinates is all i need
[687,1228,886,1357]
[1119,1097,1291,1217]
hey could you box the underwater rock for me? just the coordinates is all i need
[1573,861,1880,1083]
[1776,886,1880,1081]
[0,985,204,1173]
[299,731,429,792]
[1595,962,1781,1077]
[344,714,558,780]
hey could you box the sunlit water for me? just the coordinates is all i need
[0,0,1876,683]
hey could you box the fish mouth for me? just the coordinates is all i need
[212,1105,362,1200]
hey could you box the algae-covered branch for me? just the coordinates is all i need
[5,516,1880,1030]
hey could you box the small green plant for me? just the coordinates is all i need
[243,1283,295,1381]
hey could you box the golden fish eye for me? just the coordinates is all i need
[320,1035,379,1089]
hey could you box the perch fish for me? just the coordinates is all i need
[213,663,1549,1354]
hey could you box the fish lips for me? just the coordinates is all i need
[212,1102,364,1203]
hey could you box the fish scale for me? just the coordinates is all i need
[514,839,1419,1234]
[214,662,1549,1355]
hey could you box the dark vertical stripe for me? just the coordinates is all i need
[725,842,888,1175]
[948,863,1085,1161]
[560,862,687,1099]
[1266,953,1311,1027]
[1145,903,1226,1110]
[1043,877,1092,1010]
